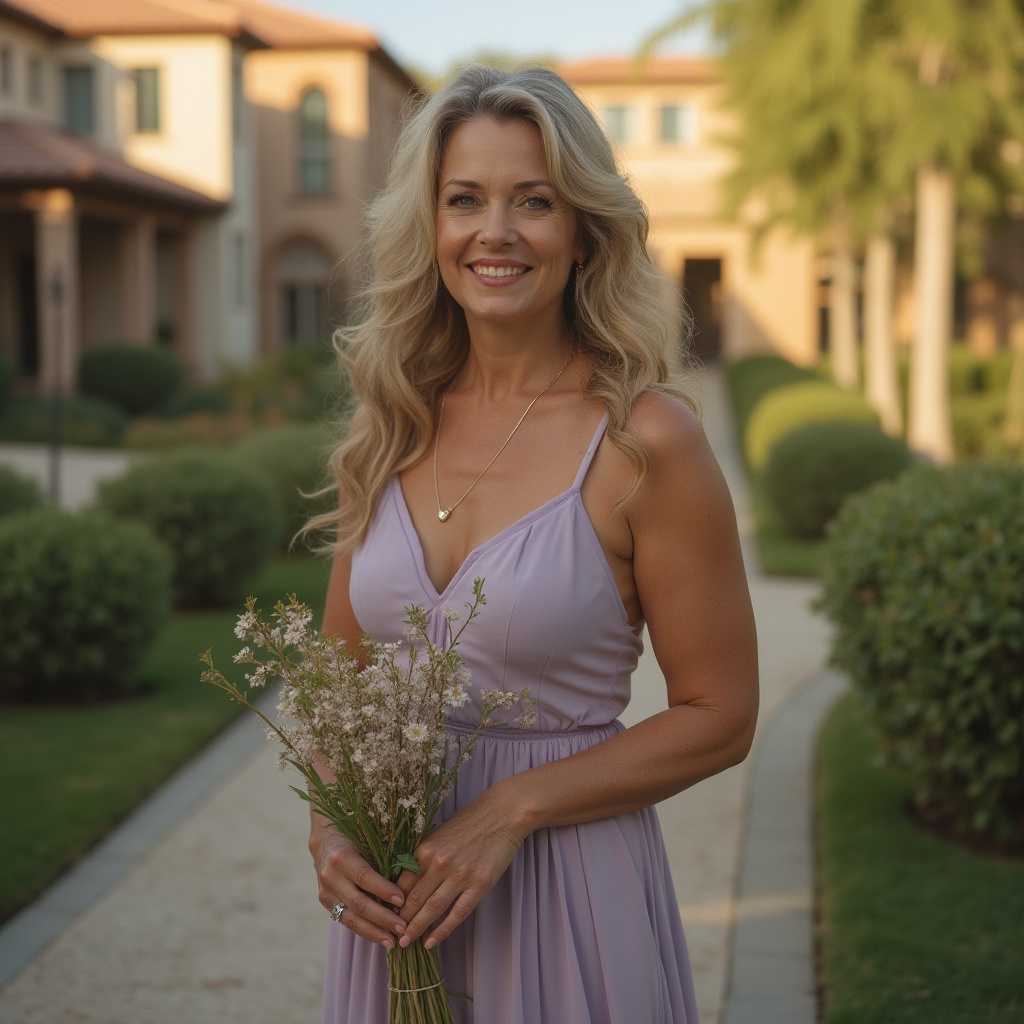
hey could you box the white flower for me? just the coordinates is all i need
[404,722,428,743]
[234,611,257,639]
[232,646,251,664]
[398,796,418,810]
[245,665,270,688]
[443,684,470,708]
[442,608,461,623]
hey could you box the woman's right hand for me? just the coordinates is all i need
[310,821,408,949]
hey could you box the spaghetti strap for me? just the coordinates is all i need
[571,412,610,490]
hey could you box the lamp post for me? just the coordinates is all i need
[48,267,63,506]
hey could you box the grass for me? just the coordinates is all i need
[0,555,330,924]
[749,477,821,578]
[816,694,1024,1023]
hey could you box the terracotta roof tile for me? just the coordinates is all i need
[6,0,263,42]
[559,56,720,86]
[206,0,377,50]
[0,118,225,210]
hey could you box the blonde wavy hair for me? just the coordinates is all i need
[310,64,695,554]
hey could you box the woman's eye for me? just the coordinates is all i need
[446,193,476,208]
[523,194,553,210]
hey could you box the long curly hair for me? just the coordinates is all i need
[309,64,694,553]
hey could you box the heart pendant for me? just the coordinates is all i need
[438,509,451,522]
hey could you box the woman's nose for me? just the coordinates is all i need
[476,203,516,246]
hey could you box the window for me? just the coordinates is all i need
[134,68,160,133]
[602,105,630,144]
[298,88,331,194]
[659,104,695,145]
[62,66,95,133]
[28,55,43,106]
[278,241,331,344]
[0,46,13,96]
[233,232,246,307]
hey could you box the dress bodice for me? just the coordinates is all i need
[349,414,644,731]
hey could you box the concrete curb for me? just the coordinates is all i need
[723,668,848,1024]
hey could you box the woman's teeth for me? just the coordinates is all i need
[473,265,526,277]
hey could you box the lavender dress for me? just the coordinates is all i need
[323,414,699,1023]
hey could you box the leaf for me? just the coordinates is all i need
[393,852,421,875]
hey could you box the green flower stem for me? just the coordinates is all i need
[386,941,455,1024]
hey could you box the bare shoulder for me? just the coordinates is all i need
[625,390,735,531]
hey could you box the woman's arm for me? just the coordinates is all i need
[397,394,758,949]
[309,550,409,949]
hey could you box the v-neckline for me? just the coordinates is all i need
[392,475,579,602]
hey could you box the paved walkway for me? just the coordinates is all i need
[0,370,842,1024]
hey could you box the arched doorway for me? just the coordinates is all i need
[276,240,333,347]
[683,257,723,361]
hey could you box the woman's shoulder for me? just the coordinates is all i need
[625,389,705,464]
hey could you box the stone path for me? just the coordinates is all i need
[0,369,842,1023]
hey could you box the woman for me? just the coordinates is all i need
[309,65,758,1024]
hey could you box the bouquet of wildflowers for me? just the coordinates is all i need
[200,578,532,1024]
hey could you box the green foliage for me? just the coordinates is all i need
[817,463,1024,845]
[0,510,172,701]
[232,423,335,550]
[952,393,1019,461]
[0,466,44,518]
[0,396,129,447]
[818,694,1024,1023]
[724,353,822,441]
[160,387,232,419]
[948,346,1016,398]
[744,380,879,470]
[99,453,283,609]
[763,421,913,539]
[0,351,13,412]
[78,344,185,416]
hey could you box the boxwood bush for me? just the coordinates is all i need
[0,510,172,701]
[724,354,821,440]
[762,421,913,539]
[232,423,334,550]
[0,466,44,518]
[817,463,1024,846]
[99,453,283,609]
[0,395,129,447]
[79,343,184,416]
[744,380,880,471]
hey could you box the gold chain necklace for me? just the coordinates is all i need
[433,354,573,523]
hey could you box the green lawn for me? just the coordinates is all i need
[817,694,1024,1023]
[0,556,330,923]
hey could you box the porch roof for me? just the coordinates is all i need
[0,119,226,212]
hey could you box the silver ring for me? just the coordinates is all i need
[330,902,346,923]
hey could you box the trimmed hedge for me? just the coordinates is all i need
[0,396,129,447]
[98,453,283,609]
[78,344,184,416]
[762,421,913,539]
[744,380,880,471]
[817,463,1024,846]
[724,353,821,440]
[232,423,334,550]
[0,466,44,519]
[0,510,172,701]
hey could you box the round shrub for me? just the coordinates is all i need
[0,465,44,518]
[762,421,913,539]
[0,395,129,447]
[817,463,1024,846]
[744,380,880,471]
[79,343,184,416]
[232,424,334,550]
[160,387,232,419]
[0,510,172,701]
[725,353,820,439]
[99,453,283,608]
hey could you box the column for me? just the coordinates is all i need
[120,213,157,344]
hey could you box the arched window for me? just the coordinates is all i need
[298,88,330,194]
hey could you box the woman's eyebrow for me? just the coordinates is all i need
[439,178,555,190]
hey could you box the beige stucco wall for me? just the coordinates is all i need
[570,76,819,363]
[0,17,58,124]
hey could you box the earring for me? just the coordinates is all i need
[576,261,585,282]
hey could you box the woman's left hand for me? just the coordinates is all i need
[395,781,525,949]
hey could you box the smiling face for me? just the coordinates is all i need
[435,116,584,336]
